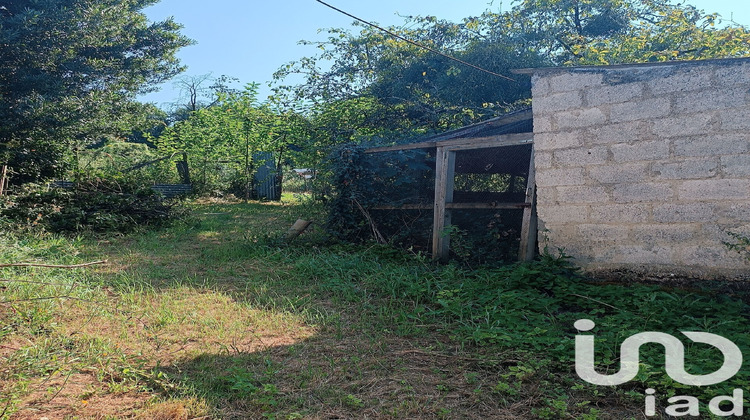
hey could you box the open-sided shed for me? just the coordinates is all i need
[363,108,536,262]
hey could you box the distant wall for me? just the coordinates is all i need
[529,58,750,278]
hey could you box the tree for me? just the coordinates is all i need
[0,0,192,184]
[274,0,749,144]
[272,16,545,138]
[156,84,311,195]
[502,0,750,65]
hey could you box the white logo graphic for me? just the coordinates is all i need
[574,319,743,386]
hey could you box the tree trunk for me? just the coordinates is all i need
[176,153,191,184]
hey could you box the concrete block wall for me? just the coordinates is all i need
[529,58,750,278]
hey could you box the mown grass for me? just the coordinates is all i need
[1,196,750,419]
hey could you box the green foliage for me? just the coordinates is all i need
[0,179,187,233]
[274,17,542,137]
[322,145,372,241]
[3,201,749,418]
[723,231,750,261]
[501,0,750,65]
[322,143,435,243]
[294,245,750,401]
[0,0,191,184]
[156,84,311,195]
[274,0,749,149]
[77,138,178,184]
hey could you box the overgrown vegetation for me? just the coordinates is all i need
[2,200,750,418]
[0,178,188,234]
[2,0,750,417]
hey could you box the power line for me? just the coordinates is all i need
[314,0,518,83]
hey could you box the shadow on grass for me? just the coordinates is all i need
[76,201,670,419]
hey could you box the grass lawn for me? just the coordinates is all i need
[1,198,749,419]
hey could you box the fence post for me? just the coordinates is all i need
[432,147,455,261]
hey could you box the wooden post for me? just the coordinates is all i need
[519,147,537,261]
[0,165,7,196]
[286,219,312,241]
[432,147,456,261]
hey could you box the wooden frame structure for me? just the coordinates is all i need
[365,132,537,262]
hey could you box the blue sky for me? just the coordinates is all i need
[139,0,750,108]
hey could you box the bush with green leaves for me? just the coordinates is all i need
[0,179,188,234]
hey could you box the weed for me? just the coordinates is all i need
[2,201,748,419]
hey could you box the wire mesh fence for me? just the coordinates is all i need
[362,141,533,264]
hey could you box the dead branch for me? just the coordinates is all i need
[0,278,80,286]
[353,199,387,244]
[568,293,622,311]
[0,260,107,269]
[0,295,101,304]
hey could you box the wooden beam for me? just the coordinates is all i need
[440,133,533,151]
[372,202,530,210]
[431,147,455,261]
[518,147,537,261]
[365,142,436,153]
[364,132,534,154]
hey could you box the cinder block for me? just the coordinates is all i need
[534,150,554,169]
[720,112,750,131]
[647,66,715,95]
[587,121,651,145]
[631,224,699,244]
[678,179,750,201]
[555,108,607,129]
[537,205,590,224]
[535,186,558,206]
[585,82,644,107]
[545,71,604,93]
[533,115,554,133]
[534,90,583,114]
[652,158,718,180]
[576,224,630,242]
[651,112,718,138]
[531,74,550,96]
[611,140,669,163]
[611,97,671,123]
[536,167,586,186]
[613,182,674,203]
[674,134,750,157]
[588,204,650,223]
[676,246,746,269]
[653,203,718,223]
[714,62,750,87]
[588,163,648,184]
[700,223,749,243]
[534,131,585,151]
[717,202,750,222]
[673,88,747,113]
[556,185,610,203]
[553,146,609,167]
[611,245,675,265]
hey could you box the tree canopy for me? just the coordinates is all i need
[272,0,749,146]
[0,0,192,183]
[505,0,750,65]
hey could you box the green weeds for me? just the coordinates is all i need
[2,200,749,418]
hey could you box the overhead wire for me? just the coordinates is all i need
[314,0,518,83]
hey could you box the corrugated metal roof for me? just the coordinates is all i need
[414,108,533,143]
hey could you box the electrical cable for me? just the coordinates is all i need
[314,0,518,83]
